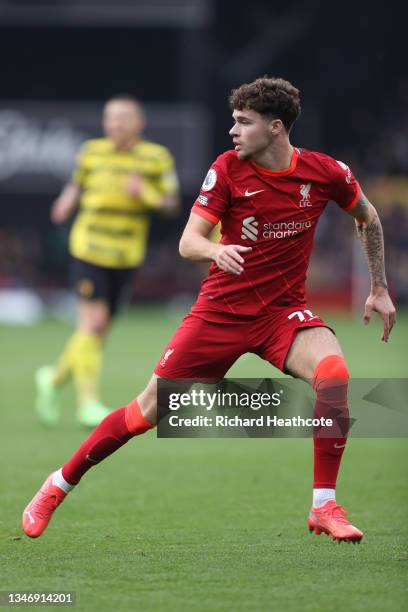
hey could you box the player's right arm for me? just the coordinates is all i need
[179,212,251,275]
[51,141,89,224]
[50,183,81,224]
[179,158,251,275]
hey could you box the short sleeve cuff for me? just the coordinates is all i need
[342,183,361,212]
[192,205,219,225]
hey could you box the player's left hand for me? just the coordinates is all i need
[363,287,396,342]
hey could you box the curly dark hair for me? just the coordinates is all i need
[229,77,301,133]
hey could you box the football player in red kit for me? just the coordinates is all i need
[23,77,396,542]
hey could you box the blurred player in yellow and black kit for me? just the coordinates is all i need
[35,95,179,427]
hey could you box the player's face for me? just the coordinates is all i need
[229,109,274,160]
[103,100,145,148]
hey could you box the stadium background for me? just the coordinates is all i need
[0,1,407,611]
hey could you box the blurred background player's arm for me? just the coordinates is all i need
[50,182,81,224]
[126,149,180,216]
[51,141,87,224]
[126,174,179,215]
[348,191,396,341]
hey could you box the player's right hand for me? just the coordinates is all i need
[213,244,252,275]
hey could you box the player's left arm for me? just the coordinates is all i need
[126,150,180,215]
[348,191,396,341]
[126,174,180,215]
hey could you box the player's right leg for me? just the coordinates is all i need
[23,374,158,538]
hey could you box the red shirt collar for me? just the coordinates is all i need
[251,147,299,177]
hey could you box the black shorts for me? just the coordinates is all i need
[70,257,137,315]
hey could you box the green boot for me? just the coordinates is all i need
[35,366,61,426]
[78,401,111,428]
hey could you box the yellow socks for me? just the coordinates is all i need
[53,331,103,406]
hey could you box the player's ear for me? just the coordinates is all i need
[269,118,283,136]
[138,116,146,133]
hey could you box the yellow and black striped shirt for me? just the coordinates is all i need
[70,138,178,268]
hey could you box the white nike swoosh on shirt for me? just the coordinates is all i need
[244,189,265,197]
[333,443,346,449]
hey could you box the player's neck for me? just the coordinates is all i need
[111,136,139,151]
[251,139,293,171]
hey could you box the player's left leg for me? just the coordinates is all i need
[23,314,244,538]
[284,327,363,542]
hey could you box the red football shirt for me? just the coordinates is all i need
[191,147,360,318]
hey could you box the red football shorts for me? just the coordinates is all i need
[154,306,332,379]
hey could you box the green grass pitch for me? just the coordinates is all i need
[1,308,407,611]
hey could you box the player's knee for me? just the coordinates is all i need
[79,304,110,336]
[139,398,157,425]
[312,354,349,390]
[313,355,350,436]
[125,397,156,433]
[82,316,109,336]
[136,381,158,425]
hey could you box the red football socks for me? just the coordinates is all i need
[312,355,349,489]
[60,358,350,490]
[62,401,154,485]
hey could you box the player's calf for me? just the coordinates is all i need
[312,355,350,500]
[307,354,364,543]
